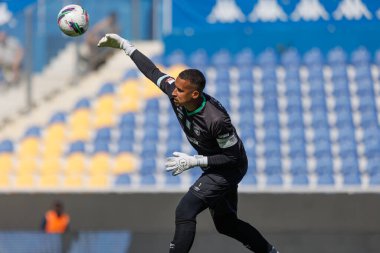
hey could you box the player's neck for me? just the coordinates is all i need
[185,95,204,113]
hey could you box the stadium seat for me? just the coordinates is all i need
[240,173,257,185]
[74,97,91,110]
[68,141,86,154]
[0,174,11,187]
[23,126,41,138]
[48,112,67,125]
[189,49,209,70]
[14,173,35,187]
[0,154,13,175]
[16,157,38,174]
[64,154,86,175]
[343,172,361,185]
[351,47,370,66]
[0,139,14,153]
[258,48,277,67]
[304,48,323,66]
[113,153,137,174]
[140,174,156,185]
[88,174,109,188]
[39,174,60,188]
[327,47,347,65]
[266,174,283,186]
[88,153,111,175]
[18,137,40,158]
[234,48,254,68]
[97,82,115,97]
[165,173,181,185]
[114,173,131,185]
[63,174,83,188]
[211,49,232,68]
[317,173,335,185]
[165,49,186,66]
[292,174,309,186]
[140,158,156,175]
[40,157,62,176]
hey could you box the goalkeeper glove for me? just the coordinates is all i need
[165,152,208,176]
[97,33,136,56]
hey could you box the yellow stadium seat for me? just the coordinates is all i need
[15,173,35,187]
[93,113,115,128]
[117,97,141,113]
[68,126,91,141]
[63,174,83,188]
[88,174,109,188]
[88,153,111,175]
[167,64,188,77]
[119,79,141,98]
[0,154,14,174]
[0,175,11,187]
[69,109,91,129]
[64,154,87,175]
[39,174,60,188]
[15,157,38,174]
[40,157,62,176]
[42,139,64,158]
[141,78,164,98]
[44,123,66,142]
[95,95,116,115]
[113,153,137,174]
[18,137,40,158]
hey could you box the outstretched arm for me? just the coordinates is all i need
[97,33,169,87]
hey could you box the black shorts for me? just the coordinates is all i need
[189,167,246,215]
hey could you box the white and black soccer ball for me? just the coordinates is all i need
[57,4,89,37]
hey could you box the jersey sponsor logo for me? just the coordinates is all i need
[216,133,238,148]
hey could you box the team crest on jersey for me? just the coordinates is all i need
[166,77,175,84]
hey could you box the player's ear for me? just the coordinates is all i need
[192,90,200,99]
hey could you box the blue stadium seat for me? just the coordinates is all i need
[281,48,300,67]
[304,48,323,67]
[358,95,376,112]
[288,125,305,141]
[266,174,283,186]
[265,157,282,175]
[68,141,86,154]
[286,95,302,114]
[343,172,361,185]
[240,173,257,185]
[287,111,303,128]
[308,65,324,83]
[317,173,335,185]
[122,69,140,80]
[165,49,186,66]
[115,174,131,185]
[238,96,254,112]
[351,47,370,66]
[313,126,330,140]
[289,156,308,174]
[234,48,254,68]
[327,47,347,65]
[94,127,112,143]
[189,49,208,70]
[310,94,326,111]
[119,113,136,127]
[334,95,351,112]
[311,108,329,128]
[262,67,277,83]
[93,141,110,153]
[140,141,157,157]
[74,97,91,110]
[285,79,301,97]
[340,155,359,175]
[211,49,232,68]
[24,126,41,138]
[369,173,380,185]
[264,125,280,142]
[288,138,306,158]
[331,64,347,80]
[215,80,231,97]
[97,82,115,97]
[363,137,380,157]
[48,111,67,124]
[145,99,160,112]
[315,154,333,175]
[0,139,14,153]
[356,78,374,96]
[292,174,309,186]
[238,79,254,96]
[238,66,254,81]
[314,139,332,158]
[263,110,279,127]
[258,48,277,67]
[143,126,159,142]
[140,158,156,175]
[264,140,281,158]
[165,173,181,185]
[117,141,134,153]
[118,127,135,141]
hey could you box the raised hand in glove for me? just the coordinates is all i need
[97,33,136,56]
[165,152,208,176]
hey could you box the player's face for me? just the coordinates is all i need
[172,77,200,107]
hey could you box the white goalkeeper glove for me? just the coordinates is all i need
[165,152,208,176]
[97,33,136,56]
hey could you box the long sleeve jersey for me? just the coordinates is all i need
[130,50,248,170]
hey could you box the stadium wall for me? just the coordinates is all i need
[0,192,379,253]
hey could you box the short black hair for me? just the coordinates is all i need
[178,69,206,92]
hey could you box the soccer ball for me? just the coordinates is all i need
[57,4,89,37]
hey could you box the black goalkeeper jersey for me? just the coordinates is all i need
[131,50,247,171]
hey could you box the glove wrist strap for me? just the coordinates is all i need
[195,155,208,167]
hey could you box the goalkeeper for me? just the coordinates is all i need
[98,34,279,253]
